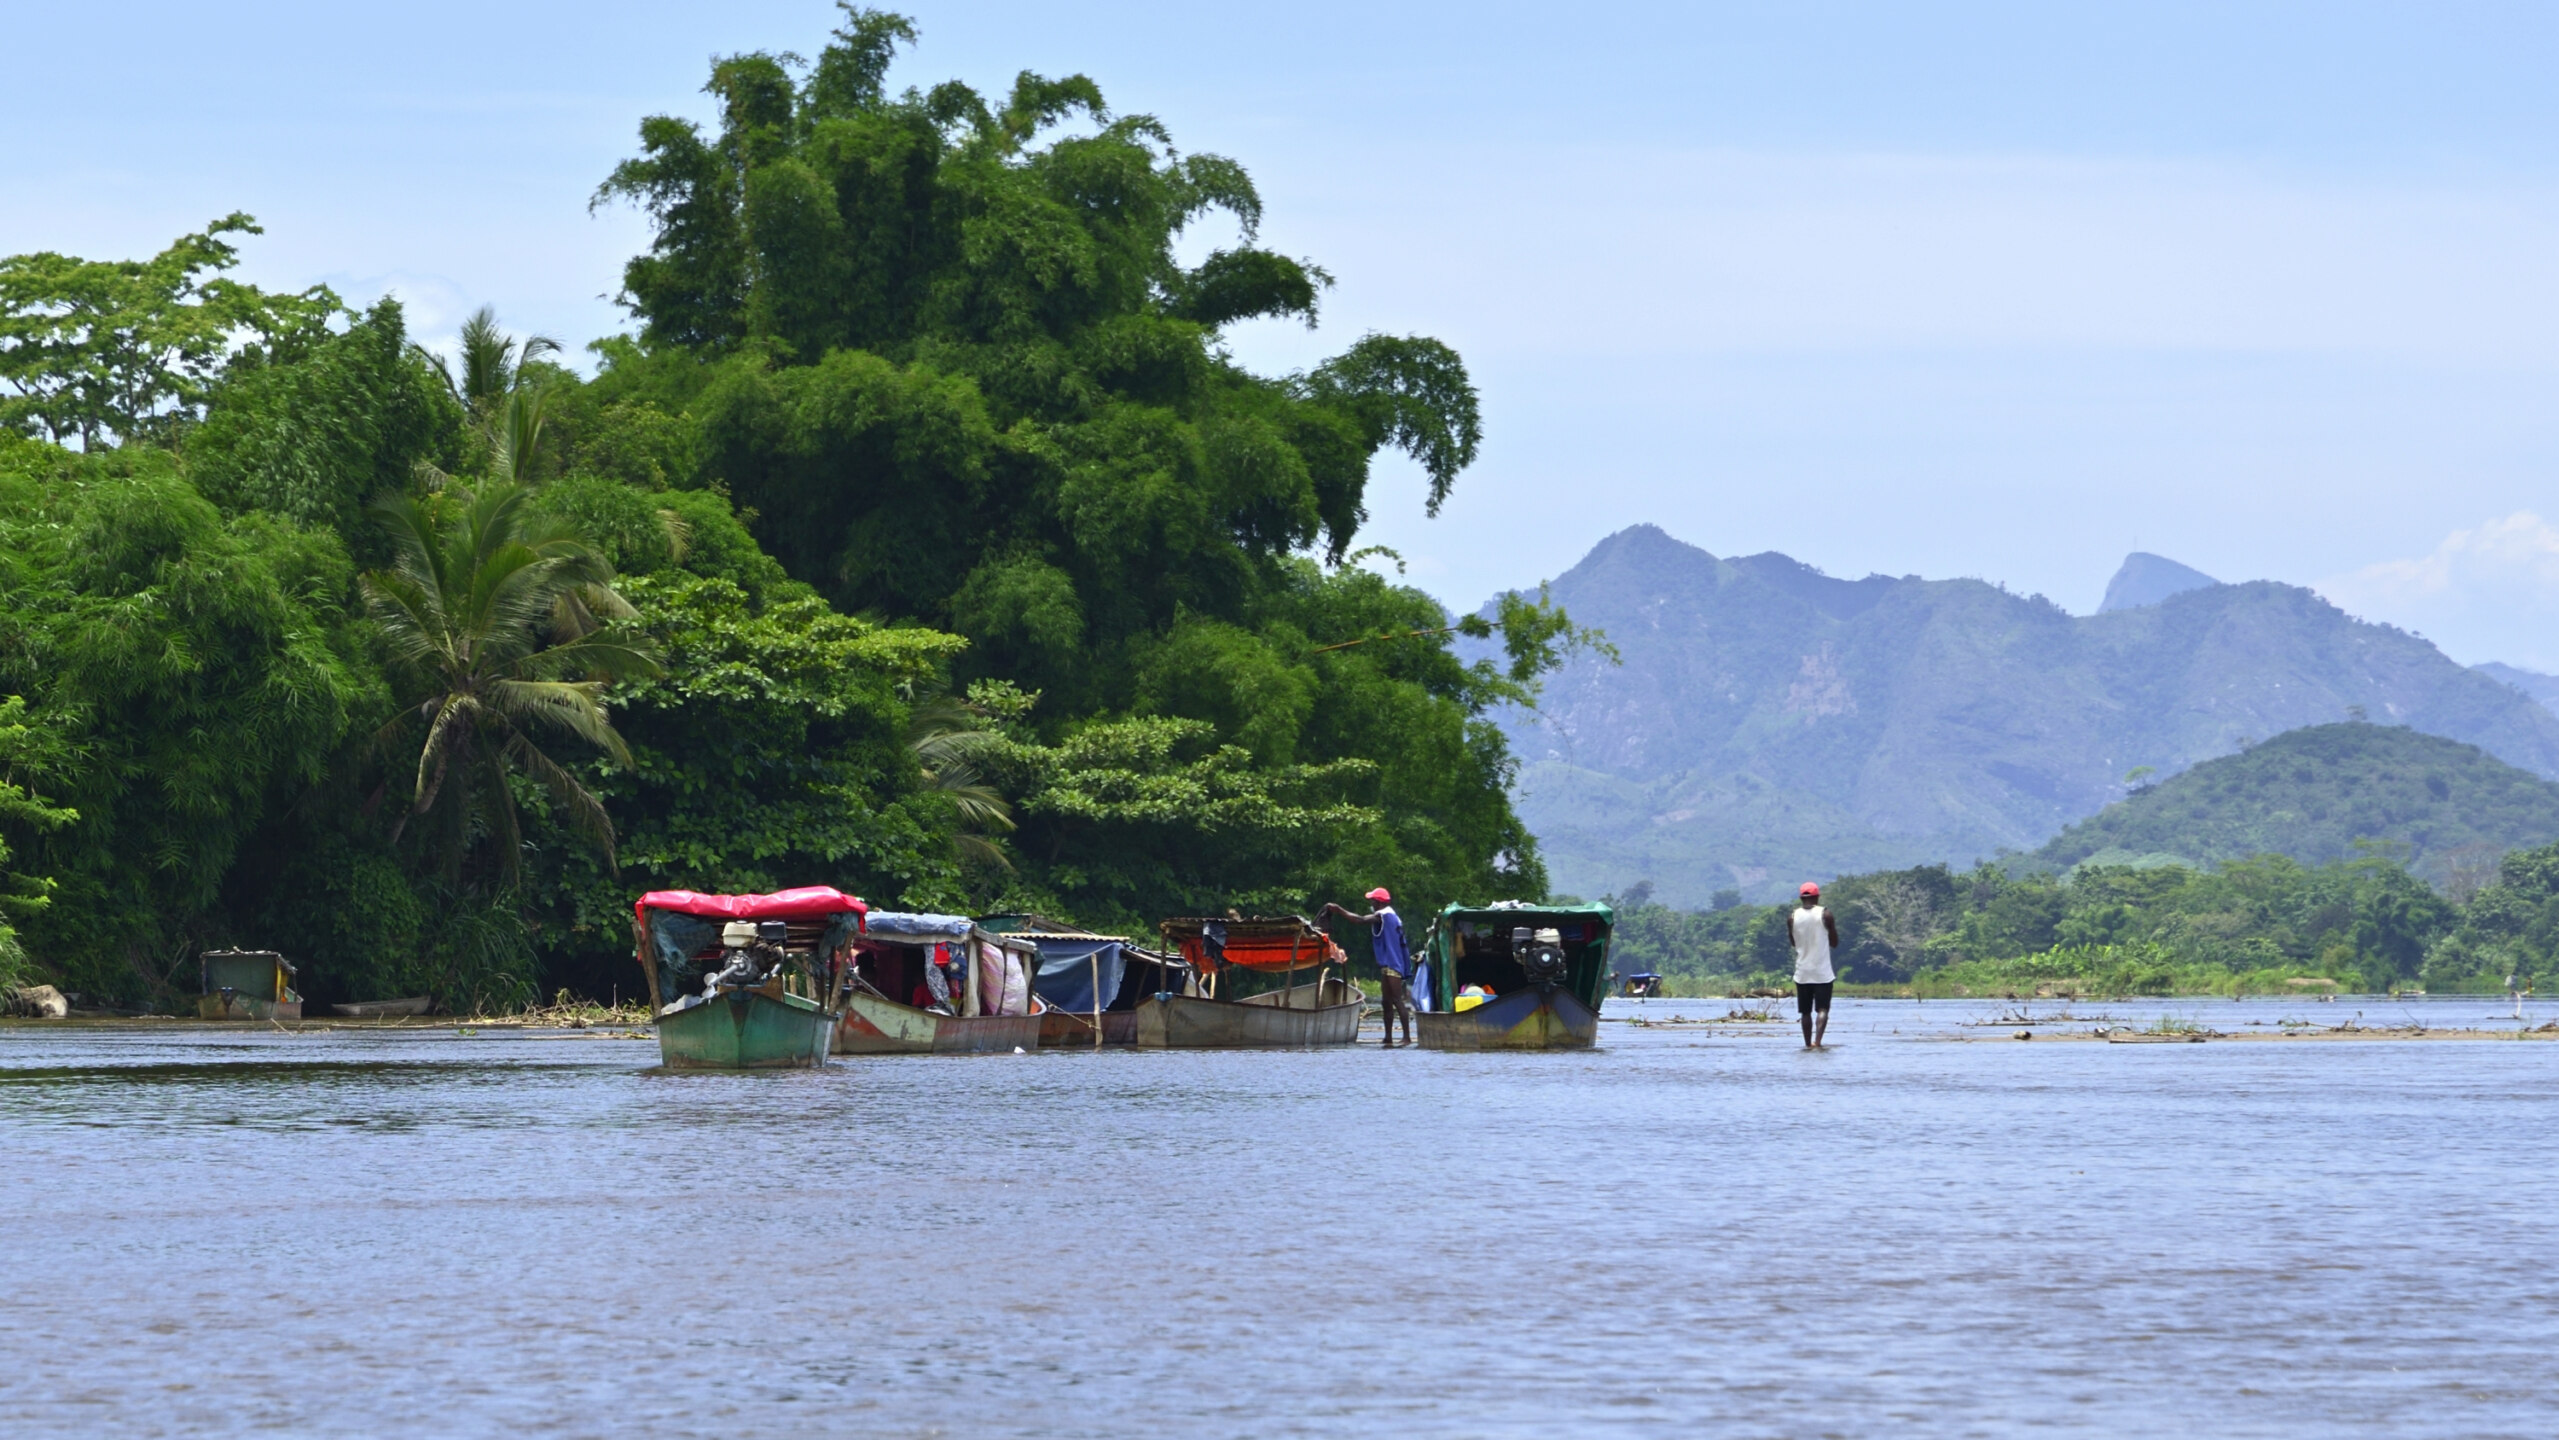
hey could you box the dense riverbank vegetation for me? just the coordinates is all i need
[0,8,1598,1012]
[1604,839,2559,997]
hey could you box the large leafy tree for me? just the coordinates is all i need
[0,214,338,449]
[596,6,1594,921]
[0,440,372,1000]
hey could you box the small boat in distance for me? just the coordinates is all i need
[198,949,302,1021]
[1414,903,1616,1050]
[634,888,868,1069]
[1138,917,1363,1048]
[330,996,432,1018]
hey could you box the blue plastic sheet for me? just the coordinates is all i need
[1030,938,1125,1013]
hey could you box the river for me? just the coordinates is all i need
[4,998,2554,1437]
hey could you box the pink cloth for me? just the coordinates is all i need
[633,887,868,923]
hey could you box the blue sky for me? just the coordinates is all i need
[9,2,2558,664]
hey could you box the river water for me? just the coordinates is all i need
[4,998,2554,1438]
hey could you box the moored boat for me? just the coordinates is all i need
[1135,917,1363,1048]
[833,914,1045,1054]
[635,887,868,1069]
[1414,903,1615,1051]
[976,916,1194,1049]
[197,949,302,1021]
[330,996,432,1018]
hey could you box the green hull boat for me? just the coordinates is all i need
[656,988,834,1070]
[1414,902,1615,1052]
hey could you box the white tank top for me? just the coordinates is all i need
[1790,905,1834,984]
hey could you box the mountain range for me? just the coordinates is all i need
[1487,526,2559,906]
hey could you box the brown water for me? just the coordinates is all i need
[4,999,2555,1437]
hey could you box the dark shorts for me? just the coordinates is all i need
[1796,981,1834,1014]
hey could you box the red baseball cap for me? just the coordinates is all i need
[1366,887,1392,902]
[1799,882,1821,897]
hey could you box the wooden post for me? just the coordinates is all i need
[1091,948,1103,1049]
[964,935,981,1017]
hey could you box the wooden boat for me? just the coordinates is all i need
[1040,1008,1138,1047]
[975,917,1194,1050]
[1139,917,1364,1049]
[634,887,870,1070]
[197,949,302,1021]
[1134,975,1366,1047]
[330,996,431,1018]
[836,989,1044,1054]
[658,986,837,1069]
[832,915,1046,1055]
[1413,903,1616,1051]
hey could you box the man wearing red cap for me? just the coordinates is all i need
[1792,882,1840,1049]
[1322,888,1413,1045]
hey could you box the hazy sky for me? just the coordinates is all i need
[9,2,2557,665]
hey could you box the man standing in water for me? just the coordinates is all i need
[1792,882,1840,1049]
[1322,888,1414,1045]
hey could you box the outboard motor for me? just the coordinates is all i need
[703,919,792,993]
[1514,926,1569,986]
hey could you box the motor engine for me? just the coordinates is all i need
[1514,925,1569,985]
[703,919,791,993]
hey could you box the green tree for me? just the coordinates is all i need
[592,9,1595,922]
[0,215,338,448]
[0,441,372,1001]
[360,481,661,883]
[186,298,463,545]
[0,694,76,989]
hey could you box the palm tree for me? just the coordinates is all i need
[429,306,561,416]
[907,691,1015,871]
[415,308,561,491]
[361,480,661,882]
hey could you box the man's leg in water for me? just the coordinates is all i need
[1380,971,1405,1044]
[1798,988,1815,1048]
[1813,995,1831,1048]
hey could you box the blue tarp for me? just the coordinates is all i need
[862,911,975,941]
[1030,938,1125,1013]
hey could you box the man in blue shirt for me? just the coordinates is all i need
[1322,887,1414,1045]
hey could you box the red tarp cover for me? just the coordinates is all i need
[634,887,869,925]
[1160,918,1346,972]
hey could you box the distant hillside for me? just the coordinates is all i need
[2099,552,2218,612]
[2028,723,2559,885]
[1486,526,2559,906]
[2475,662,2559,718]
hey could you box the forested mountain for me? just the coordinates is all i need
[2025,723,2559,887]
[2475,662,2559,718]
[1493,525,2559,905]
[0,9,1582,1010]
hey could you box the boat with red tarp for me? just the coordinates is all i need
[632,887,867,1069]
[1135,916,1364,1048]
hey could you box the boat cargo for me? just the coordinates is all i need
[1138,917,1363,1048]
[198,949,302,1021]
[634,887,868,1069]
[977,915,1195,1048]
[1415,902,1616,1050]
[833,913,1044,1054]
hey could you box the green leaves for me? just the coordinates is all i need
[0,215,339,448]
[360,480,661,882]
